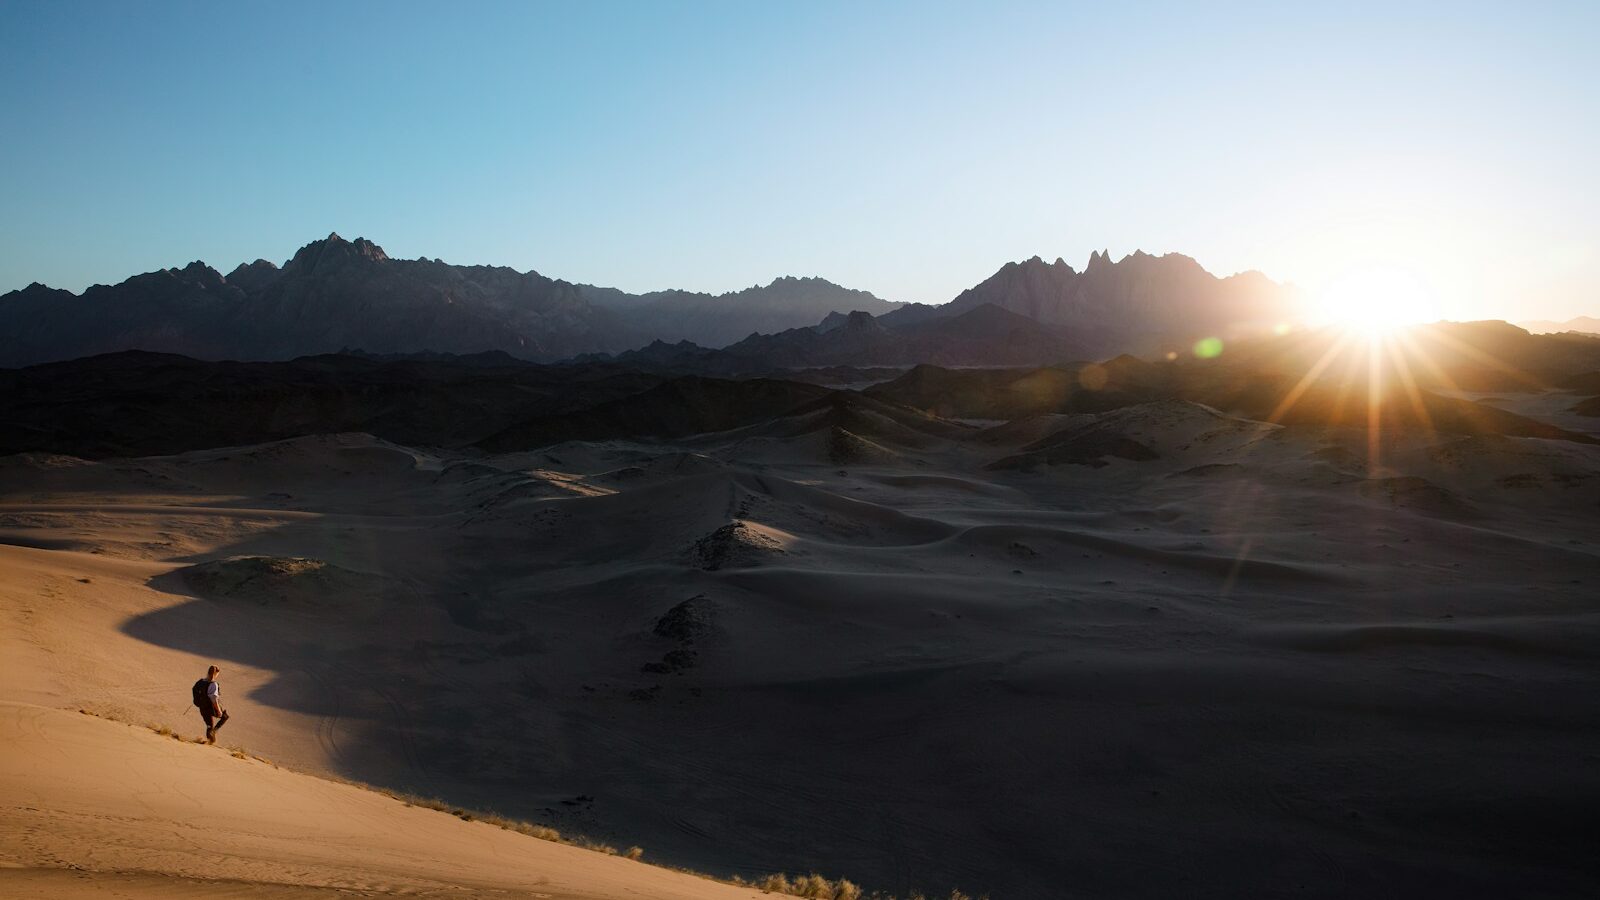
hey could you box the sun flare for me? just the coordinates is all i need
[1314,266,1441,335]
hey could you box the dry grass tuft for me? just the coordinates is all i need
[577,839,619,856]
[734,876,974,900]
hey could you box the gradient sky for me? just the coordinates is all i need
[2,1,1595,321]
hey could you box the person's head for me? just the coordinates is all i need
[207,665,221,681]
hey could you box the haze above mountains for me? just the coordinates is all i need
[0,233,1304,370]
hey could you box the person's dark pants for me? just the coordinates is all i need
[201,707,229,738]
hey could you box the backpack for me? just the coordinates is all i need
[192,678,210,710]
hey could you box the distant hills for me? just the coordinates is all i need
[585,304,1089,373]
[6,315,1598,459]
[0,233,1301,368]
[583,275,903,347]
[1519,315,1600,336]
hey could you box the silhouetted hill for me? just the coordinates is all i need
[717,304,1088,370]
[934,250,1299,356]
[567,304,1086,373]
[865,353,1178,419]
[863,322,1600,444]
[0,351,661,457]
[588,276,903,347]
[476,376,832,451]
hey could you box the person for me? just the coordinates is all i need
[192,665,230,744]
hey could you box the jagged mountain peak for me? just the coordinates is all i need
[284,232,390,275]
[163,261,226,287]
[841,310,881,331]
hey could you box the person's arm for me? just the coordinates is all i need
[207,682,223,716]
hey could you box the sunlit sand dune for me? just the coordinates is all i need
[0,702,765,899]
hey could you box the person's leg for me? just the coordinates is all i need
[201,710,215,742]
[212,707,229,734]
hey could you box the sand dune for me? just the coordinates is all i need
[0,702,766,899]
[3,394,1599,898]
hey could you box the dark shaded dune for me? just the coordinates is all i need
[825,427,905,465]
[1355,475,1478,518]
[939,522,1347,585]
[755,392,976,444]
[987,432,1157,470]
[698,392,974,465]
[1233,382,1600,443]
[486,469,957,559]
[1560,371,1600,395]
[864,364,1068,418]
[712,568,1025,630]
[0,452,201,495]
[970,413,1081,446]
[1169,462,1246,478]
[1210,321,1600,391]
[689,520,786,570]
[1249,623,1596,658]
[459,475,567,521]
[477,375,830,450]
[160,434,434,494]
[733,470,959,545]
[0,531,85,551]
[592,451,725,482]
[165,555,407,618]
[864,360,1174,420]
[0,350,663,457]
[865,473,1019,497]
[987,400,1274,470]
[191,435,421,475]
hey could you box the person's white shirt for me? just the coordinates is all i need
[206,682,220,701]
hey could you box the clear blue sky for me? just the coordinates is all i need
[2,1,1595,321]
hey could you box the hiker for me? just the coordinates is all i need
[192,665,230,744]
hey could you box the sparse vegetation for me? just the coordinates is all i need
[724,873,979,900]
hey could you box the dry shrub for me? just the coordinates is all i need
[624,846,645,861]
[759,874,795,893]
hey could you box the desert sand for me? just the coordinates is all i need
[3,388,1598,898]
[0,702,766,899]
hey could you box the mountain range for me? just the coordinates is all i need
[0,233,1300,368]
[1518,315,1600,336]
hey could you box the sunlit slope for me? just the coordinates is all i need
[0,701,764,899]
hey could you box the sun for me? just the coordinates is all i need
[1314,266,1441,335]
